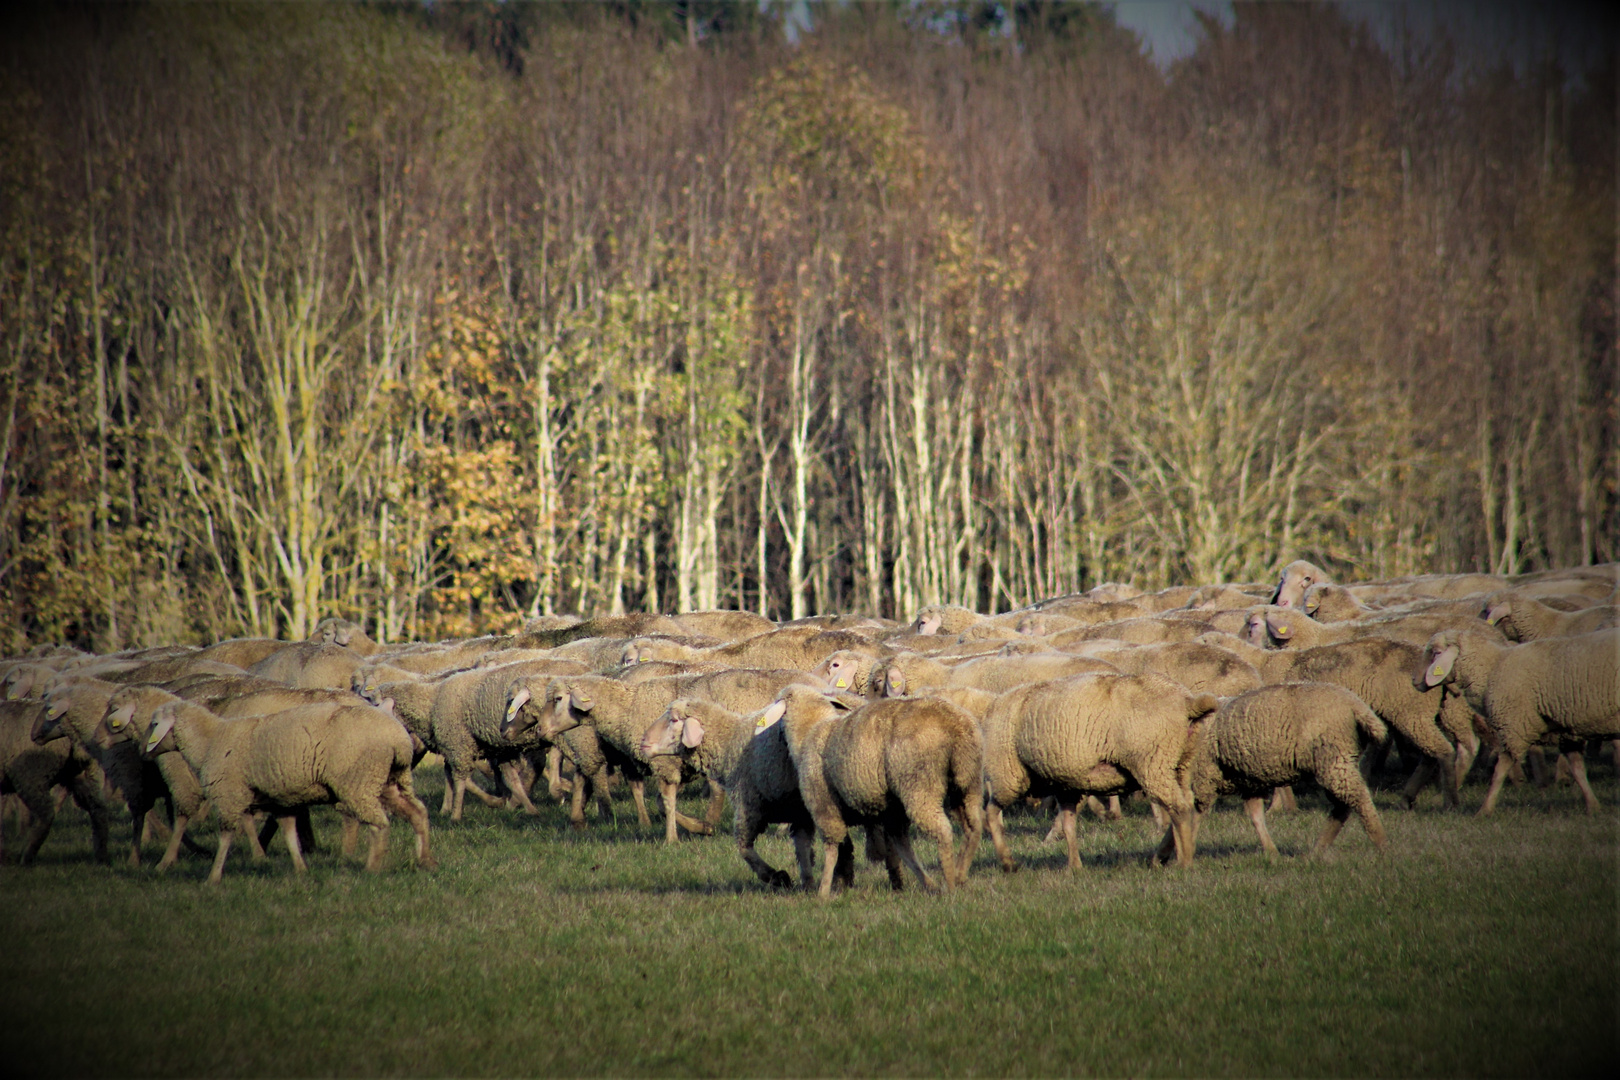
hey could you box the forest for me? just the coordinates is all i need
[1,0,1613,651]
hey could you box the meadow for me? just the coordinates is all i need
[1,764,1614,1078]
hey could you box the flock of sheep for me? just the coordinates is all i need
[2,559,1615,894]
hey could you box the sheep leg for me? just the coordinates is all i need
[1564,750,1601,814]
[953,803,981,885]
[1244,797,1280,856]
[703,779,727,828]
[887,825,941,894]
[242,815,268,860]
[1269,786,1297,812]
[1058,799,1080,871]
[500,761,543,817]
[1104,795,1123,821]
[629,779,653,828]
[818,840,843,899]
[544,747,572,801]
[737,809,792,888]
[1401,759,1438,809]
[792,825,816,889]
[278,815,308,873]
[440,762,456,815]
[382,782,436,868]
[1477,752,1517,816]
[660,780,681,845]
[1454,733,1481,782]
[986,802,1019,873]
[206,828,236,885]
[833,837,856,890]
[17,790,57,865]
[155,813,194,872]
[1313,805,1349,853]
[1527,746,1551,788]
[1163,803,1197,867]
[1153,823,1177,865]
[68,775,111,865]
[340,814,360,857]
[866,827,905,890]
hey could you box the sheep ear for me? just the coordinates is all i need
[754,699,787,732]
[1303,592,1319,616]
[145,708,176,755]
[376,697,396,718]
[569,686,595,712]
[885,666,906,696]
[1483,602,1509,626]
[1424,645,1459,687]
[680,714,705,749]
[1265,613,1294,640]
[505,687,532,722]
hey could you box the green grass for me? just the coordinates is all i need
[2,764,1615,1077]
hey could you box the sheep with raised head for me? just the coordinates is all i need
[140,695,434,883]
[1155,682,1389,860]
[1420,626,1620,815]
[1271,560,1333,609]
[309,618,383,656]
[979,673,1217,873]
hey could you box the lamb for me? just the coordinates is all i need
[1078,642,1263,699]
[639,696,819,888]
[1196,631,1479,809]
[310,618,383,656]
[882,651,1118,697]
[670,610,776,641]
[1420,626,1620,815]
[191,637,296,670]
[910,604,986,636]
[1482,594,1617,642]
[979,673,1218,873]
[1048,616,1215,647]
[773,686,984,897]
[1,699,110,865]
[140,695,433,883]
[246,642,364,691]
[1156,683,1389,859]
[370,658,589,821]
[509,668,824,841]
[628,626,886,672]
[1271,560,1333,609]
[33,675,198,868]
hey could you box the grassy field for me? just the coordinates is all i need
[2,764,1615,1078]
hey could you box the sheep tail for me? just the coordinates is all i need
[949,732,987,835]
[1352,700,1388,747]
[1175,694,1220,784]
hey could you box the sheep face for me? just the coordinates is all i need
[29,703,65,745]
[536,679,589,740]
[640,703,707,758]
[915,612,943,635]
[817,652,868,693]
[1271,560,1326,609]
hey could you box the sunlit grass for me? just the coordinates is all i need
[2,762,1614,1077]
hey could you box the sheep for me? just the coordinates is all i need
[910,604,985,636]
[773,686,984,897]
[1482,594,1617,642]
[33,675,196,868]
[141,695,434,883]
[3,662,61,701]
[1048,616,1215,647]
[629,626,886,672]
[1184,583,1274,612]
[310,617,383,656]
[1271,560,1333,609]
[670,610,776,641]
[882,651,1119,698]
[1155,683,1389,860]
[814,650,889,698]
[1079,642,1264,699]
[639,696,818,888]
[247,642,364,691]
[1244,606,1507,652]
[98,680,353,859]
[1347,572,1511,604]
[369,658,587,821]
[509,668,824,841]
[979,673,1218,873]
[1,700,110,865]
[1420,626,1620,815]
[1026,597,1152,626]
[619,634,724,665]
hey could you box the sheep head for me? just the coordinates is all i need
[142,703,179,759]
[640,700,710,759]
[1271,559,1328,609]
[1419,633,1460,689]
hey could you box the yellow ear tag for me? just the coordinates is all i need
[1277,624,1290,635]
[109,716,124,731]
[834,677,848,688]
[755,714,771,731]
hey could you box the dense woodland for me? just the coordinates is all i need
[1,1,1614,651]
